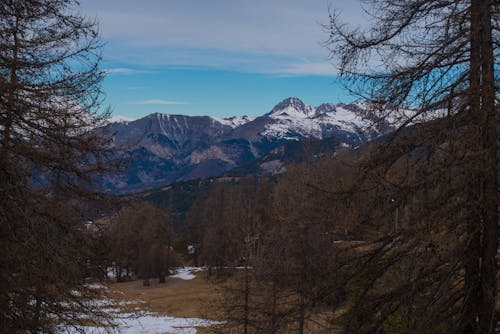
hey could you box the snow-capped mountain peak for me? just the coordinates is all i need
[99,97,395,193]
[315,103,337,116]
[260,97,386,140]
[267,97,316,118]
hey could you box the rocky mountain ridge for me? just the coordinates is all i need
[99,97,394,193]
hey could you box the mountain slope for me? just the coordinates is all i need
[99,97,393,193]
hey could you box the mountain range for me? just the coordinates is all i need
[99,97,395,193]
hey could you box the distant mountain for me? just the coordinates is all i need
[98,97,394,193]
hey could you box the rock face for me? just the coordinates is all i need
[99,98,393,193]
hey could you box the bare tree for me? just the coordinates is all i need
[137,204,176,285]
[0,0,112,331]
[198,182,246,277]
[108,203,175,285]
[327,0,498,332]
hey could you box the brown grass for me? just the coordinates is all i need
[108,271,222,320]
[108,269,499,334]
[105,271,349,333]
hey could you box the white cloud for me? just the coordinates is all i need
[102,44,338,76]
[275,61,338,76]
[131,99,189,105]
[103,67,145,74]
[79,0,366,74]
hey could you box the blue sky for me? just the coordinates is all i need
[79,0,365,119]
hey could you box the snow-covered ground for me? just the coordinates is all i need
[60,312,218,334]
[59,267,218,334]
[107,266,206,281]
[171,267,205,280]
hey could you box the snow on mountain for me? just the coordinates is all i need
[107,97,388,139]
[98,97,395,193]
[211,115,255,128]
[108,115,136,124]
[267,97,316,118]
[261,98,387,140]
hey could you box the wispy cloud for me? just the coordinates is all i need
[104,67,146,75]
[103,45,338,77]
[275,61,338,76]
[80,0,368,74]
[131,99,189,105]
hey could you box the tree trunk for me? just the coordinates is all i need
[463,182,481,333]
[159,273,166,283]
[297,300,305,334]
[116,266,123,283]
[243,263,249,334]
[1,9,19,163]
[463,1,484,332]
[466,1,498,333]
[270,281,279,334]
[477,1,497,333]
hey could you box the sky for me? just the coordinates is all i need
[78,0,366,119]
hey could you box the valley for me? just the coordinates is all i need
[2,0,497,333]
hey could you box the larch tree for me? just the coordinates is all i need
[198,182,246,277]
[107,203,175,285]
[0,0,112,332]
[327,0,498,333]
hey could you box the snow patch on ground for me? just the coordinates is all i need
[58,267,218,333]
[85,283,107,290]
[60,312,218,334]
[171,267,204,280]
